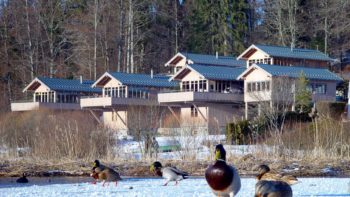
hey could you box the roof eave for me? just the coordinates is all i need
[164,52,186,67]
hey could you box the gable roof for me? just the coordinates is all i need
[94,72,178,88]
[165,52,246,67]
[238,44,334,62]
[23,77,102,93]
[238,64,343,81]
[172,64,245,81]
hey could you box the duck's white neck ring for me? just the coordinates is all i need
[216,159,226,162]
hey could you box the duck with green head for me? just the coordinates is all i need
[205,144,241,197]
[150,161,189,186]
[91,160,121,186]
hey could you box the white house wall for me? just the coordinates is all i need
[102,111,128,131]
[244,69,272,102]
[180,106,208,127]
[248,50,269,60]
[181,70,204,81]
[34,84,50,93]
[104,78,122,88]
[208,104,243,131]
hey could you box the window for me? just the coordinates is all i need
[308,83,327,94]
[191,105,198,117]
[182,81,189,91]
[266,81,270,91]
[315,84,327,94]
[257,82,261,91]
[252,82,256,91]
[247,83,252,92]
[261,82,266,91]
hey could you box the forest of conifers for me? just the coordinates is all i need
[0,0,349,112]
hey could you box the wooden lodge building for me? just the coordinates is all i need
[11,44,346,134]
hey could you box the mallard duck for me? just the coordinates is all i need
[257,164,298,185]
[16,173,29,183]
[255,164,293,197]
[150,161,189,186]
[92,160,121,186]
[205,144,241,197]
[90,167,100,184]
[255,180,292,197]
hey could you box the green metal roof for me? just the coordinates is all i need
[256,64,342,81]
[109,72,178,88]
[181,52,246,67]
[255,44,334,61]
[189,64,245,81]
[37,77,101,93]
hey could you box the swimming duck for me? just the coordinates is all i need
[255,164,293,197]
[257,164,298,185]
[205,144,241,197]
[16,173,29,183]
[92,160,122,186]
[150,161,189,186]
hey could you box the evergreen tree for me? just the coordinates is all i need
[295,72,312,113]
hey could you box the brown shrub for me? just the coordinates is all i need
[0,110,114,161]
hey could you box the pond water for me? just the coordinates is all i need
[0,177,350,197]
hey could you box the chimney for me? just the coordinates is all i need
[151,69,154,79]
[216,51,218,59]
[80,75,83,84]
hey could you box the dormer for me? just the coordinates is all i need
[165,52,245,75]
[237,44,334,68]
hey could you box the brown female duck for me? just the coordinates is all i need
[255,164,293,197]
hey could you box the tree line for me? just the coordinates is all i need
[0,0,349,112]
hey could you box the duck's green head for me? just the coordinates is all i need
[93,160,100,167]
[150,161,162,172]
[214,144,226,161]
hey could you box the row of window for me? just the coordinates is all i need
[104,86,127,97]
[247,81,327,94]
[307,83,327,94]
[182,80,207,92]
[248,58,272,66]
[34,92,80,103]
[247,81,271,92]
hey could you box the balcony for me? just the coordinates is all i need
[158,91,243,104]
[80,96,158,108]
[11,101,80,112]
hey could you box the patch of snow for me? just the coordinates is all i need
[1,177,350,197]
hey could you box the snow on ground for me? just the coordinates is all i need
[1,177,350,197]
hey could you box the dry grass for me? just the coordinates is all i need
[0,110,115,162]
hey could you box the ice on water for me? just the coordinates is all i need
[1,177,350,197]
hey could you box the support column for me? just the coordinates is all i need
[258,103,261,116]
[40,92,43,102]
[33,93,36,102]
[102,88,105,97]
[245,102,248,120]
[53,91,56,103]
